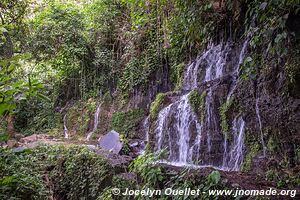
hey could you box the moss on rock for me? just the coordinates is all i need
[150,93,167,121]
[66,99,99,137]
[171,62,185,90]
[219,100,232,137]
[242,142,260,172]
[110,108,144,138]
[188,90,206,123]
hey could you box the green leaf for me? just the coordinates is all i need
[207,171,221,185]
[244,56,253,63]
[0,27,8,33]
[0,103,10,115]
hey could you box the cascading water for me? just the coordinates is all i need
[144,116,150,142]
[204,89,217,155]
[221,40,248,170]
[154,41,248,171]
[255,98,267,157]
[222,116,245,171]
[86,103,101,141]
[155,93,202,164]
[155,104,173,152]
[139,116,150,155]
[63,114,69,139]
[226,39,249,101]
[183,42,231,90]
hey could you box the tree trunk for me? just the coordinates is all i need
[0,32,13,59]
[6,114,15,138]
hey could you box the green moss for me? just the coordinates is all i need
[279,155,290,169]
[171,62,185,90]
[265,169,279,182]
[86,99,97,113]
[188,90,206,123]
[265,168,300,189]
[47,128,63,138]
[66,101,95,136]
[283,48,300,96]
[79,114,90,135]
[0,134,9,142]
[267,136,277,154]
[119,134,130,154]
[150,93,166,121]
[219,100,233,138]
[102,91,112,107]
[0,119,7,136]
[241,142,260,172]
[110,108,144,138]
[188,90,200,112]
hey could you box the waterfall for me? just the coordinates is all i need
[155,104,173,152]
[205,89,217,154]
[63,114,69,139]
[204,43,230,82]
[222,116,245,171]
[144,116,150,142]
[188,121,202,164]
[226,39,249,101]
[177,94,193,163]
[139,116,150,155]
[86,103,101,141]
[255,98,267,157]
[154,41,249,171]
[183,42,231,90]
[221,40,248,169]
[155,93,202,164]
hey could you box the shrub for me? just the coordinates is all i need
[0,145,113,200]
[110,108,144,138]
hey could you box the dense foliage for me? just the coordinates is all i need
[1,0,300,199]
[1,0,299,136]
[0,145,230,200]
[111,108,144,138]
[0,145,113,200]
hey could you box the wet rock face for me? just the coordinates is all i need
[236,70,300,138]
[139,39,299,172]
[150,41,248,171]
[126,61,172,111]
[153,80,237,167]
[235,56,300,169]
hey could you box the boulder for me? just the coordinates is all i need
[83,144,98,152]
[19,134,51,144]
[20,134,38,143]
[7,139,18,148]
[128,141,139,147]
[14,133,24,141]
[12,147,28,153]
[98,130,123,154]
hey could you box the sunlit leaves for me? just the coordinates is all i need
[0,54,45,116]
[29,1,87,63]
[0,0,30,26]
